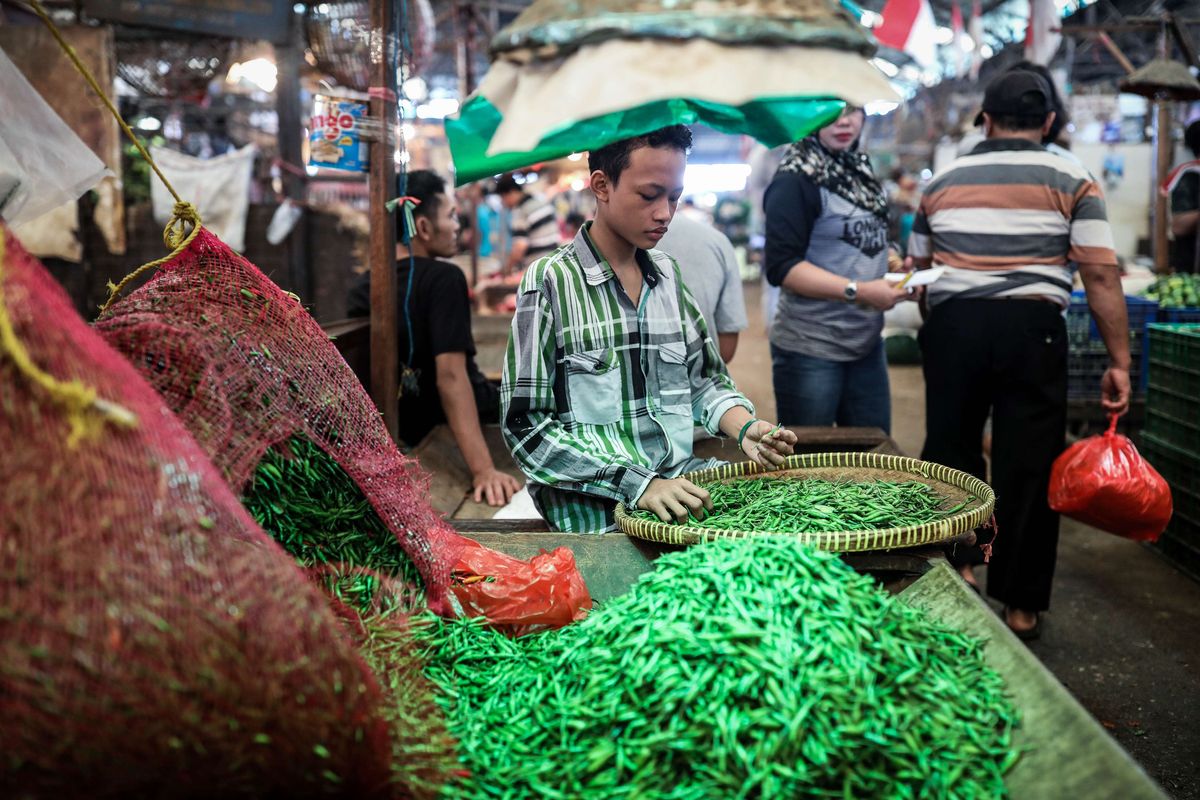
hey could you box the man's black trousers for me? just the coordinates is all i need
[919,298,1068,612]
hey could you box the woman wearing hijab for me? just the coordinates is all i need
[763,105,913,432]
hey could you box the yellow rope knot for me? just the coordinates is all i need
[100,201,204,315]
[164,201,201,249]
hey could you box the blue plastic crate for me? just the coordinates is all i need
[1066,291,1157,349]
[1160,306,1200,325]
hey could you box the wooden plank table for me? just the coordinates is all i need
[416,424,905,521]
[429,425,967,595]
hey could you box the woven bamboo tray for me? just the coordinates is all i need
[615,452,995,550]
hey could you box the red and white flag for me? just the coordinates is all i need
[875,0,938,68]
[1025,0,1063,65]
[951,0,967,76]
[969,0,985,80]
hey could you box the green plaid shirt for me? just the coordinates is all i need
[501,223,753,533]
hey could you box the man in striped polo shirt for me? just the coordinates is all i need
[496,174,563,275]
[908,70,1131,640]
[501,126,796,532]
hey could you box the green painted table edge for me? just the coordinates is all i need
[897,562,1165,799]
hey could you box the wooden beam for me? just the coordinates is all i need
[369,0,399,440]
[1095,32,1136,74]
[1170,15,1200,69]
[1065,22,1162,34]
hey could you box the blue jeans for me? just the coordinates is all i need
[771,339,891,433]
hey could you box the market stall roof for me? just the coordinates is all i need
[446,0,896,184]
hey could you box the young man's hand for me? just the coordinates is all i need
[1100,366,1131,416]
[637,477,713,524]
[472,468,523,506]
[740,421,797,469]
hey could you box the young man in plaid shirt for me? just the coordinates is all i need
[500,126,796,532]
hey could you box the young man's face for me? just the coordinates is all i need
[592,145,686,250]
[416,191,460,258]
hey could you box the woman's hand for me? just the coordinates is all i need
[856,279,912,311]
[740,421,797,469]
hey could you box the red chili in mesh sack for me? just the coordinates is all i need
[93,228,462,611]
[1048,414,1173,542]
[448,535,593,637]
[0,225,455,798]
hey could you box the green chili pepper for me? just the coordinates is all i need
[412,536,1020,799]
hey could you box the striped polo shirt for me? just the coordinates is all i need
[908,138,1118,308]
[511,192,562,263]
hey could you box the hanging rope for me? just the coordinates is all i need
[100,200,202,312]
[0,226,137,444]
[25,0,203,312]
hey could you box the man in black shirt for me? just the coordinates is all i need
[348,170,522,506]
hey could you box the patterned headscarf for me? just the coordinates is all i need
[776,134,888,220]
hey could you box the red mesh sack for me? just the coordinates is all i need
[1049,414,1173,542]
[93,228,462,610]
[449,535,593,637]
[0,225,455,798]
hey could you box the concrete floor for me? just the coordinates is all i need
[728,283,1200,798]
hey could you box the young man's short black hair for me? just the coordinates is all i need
[399,169,446,239]
[588,125,693,186]
[1186,119,1200,158]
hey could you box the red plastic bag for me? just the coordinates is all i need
[447,536,593,637]
[1048,415,1173,541]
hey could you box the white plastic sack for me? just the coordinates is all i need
[0,45,109,225]
[150,144,257,252]
[266,199,303,245]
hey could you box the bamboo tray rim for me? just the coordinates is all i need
[614,452,995,551]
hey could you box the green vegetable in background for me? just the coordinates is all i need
[1140,274,1200,309]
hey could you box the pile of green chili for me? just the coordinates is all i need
[416,537,1020,799]
[629,477,972,533]
[242,435,424,600]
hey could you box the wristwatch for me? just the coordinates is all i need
[843,280,858,303]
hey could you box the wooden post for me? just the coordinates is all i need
[369,0,399,439]
[456,1,480,290]
[275,11,309,303]
[1154,23,1173,275]
[1154,100,1173,274]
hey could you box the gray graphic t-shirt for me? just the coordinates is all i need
[763,172,888,362]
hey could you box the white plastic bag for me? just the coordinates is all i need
[0,45,109,225]
[266,199,303,245]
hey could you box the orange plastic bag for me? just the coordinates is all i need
[447,536,592,637]
[1048,415,1173,542]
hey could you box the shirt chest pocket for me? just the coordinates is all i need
[655,342,691,416]
[565,348,621,425]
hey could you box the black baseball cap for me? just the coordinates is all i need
[974,70,1054,126]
